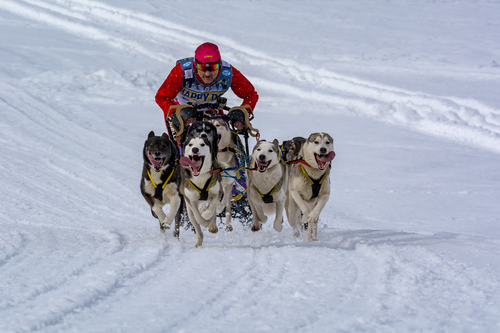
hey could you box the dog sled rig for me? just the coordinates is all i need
[166,97,260,226]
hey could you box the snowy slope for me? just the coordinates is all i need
[1,0,500,332]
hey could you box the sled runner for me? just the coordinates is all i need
[166,97,260,228]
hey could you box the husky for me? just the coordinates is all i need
[184,120,218,154]
[285,132,335,241]
[210,117,238,231]
[179,135,222,248]
[140,131,182,236]
[246,139,285,233]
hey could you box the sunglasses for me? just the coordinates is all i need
[195,61,220,72]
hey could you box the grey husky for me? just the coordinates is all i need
[285,132,335,241]
[210,117,238,231]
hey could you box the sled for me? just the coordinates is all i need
[166,98,260,228]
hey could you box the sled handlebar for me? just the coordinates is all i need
[167,104,259,139]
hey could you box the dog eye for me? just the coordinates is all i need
[314,141,319,145]
[268,150,273,153]
[201,143,205,147]
[326,141,330,145]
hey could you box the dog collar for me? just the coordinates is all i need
[147,167,175,203]
[187,173,216,201]
[286,159,311,167]
[300,164,328,200]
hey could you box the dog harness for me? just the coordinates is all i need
[147,167,175,203]
[300,164,328,201]
[187,173,216,201]
[253,184,279,204]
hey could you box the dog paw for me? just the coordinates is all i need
[273,220,283,232]
[225,225,233,232]
[251,223,261,232]
[160,223,170,232]
[208,224,218,234]
[293,228,300,238]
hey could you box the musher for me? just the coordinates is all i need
[155,42,259,138]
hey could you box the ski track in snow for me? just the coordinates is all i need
[1,0,500,331]
[2,0,500,153]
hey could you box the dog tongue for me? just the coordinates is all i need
[180,156,203,176]
[317,151,336,162]
[179,156,196,168]
[148,152,163,169]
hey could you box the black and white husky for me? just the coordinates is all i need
[179,135,222,248]
[246,139,285,233]
[184,120,218,154]
[140,131,181,235]
[285,132,335,241]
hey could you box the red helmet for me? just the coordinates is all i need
[195,42,221,63]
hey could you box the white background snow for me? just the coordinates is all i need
[1,0,500,332]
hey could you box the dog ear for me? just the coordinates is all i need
[273,139,279,146]
[148,131,155,139]
[161,133,169,139]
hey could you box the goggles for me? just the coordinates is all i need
[195,61,220,72]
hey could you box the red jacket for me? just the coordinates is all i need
[155,63,259,122]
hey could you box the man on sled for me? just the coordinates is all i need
[155,42,259,142]
[155,42,259,227]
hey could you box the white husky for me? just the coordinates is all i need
[246,139,285,233]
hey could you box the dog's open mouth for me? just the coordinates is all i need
[188,154,205,176]
[257,160,271,173]
[315,151,336,170]
[217,134,222,144]
[147,152,165,172]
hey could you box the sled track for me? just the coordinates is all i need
[0,223,172,331]
[1,0,500,153]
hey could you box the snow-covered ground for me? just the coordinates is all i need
[1,0,500,332]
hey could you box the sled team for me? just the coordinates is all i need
[140,42,336,247]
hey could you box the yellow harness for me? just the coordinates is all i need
[253,183,279,204]
[300,164,328,200]
[147,167,175,203]
[187,173,216,201]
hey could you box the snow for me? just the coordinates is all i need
[1,0,500,331]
